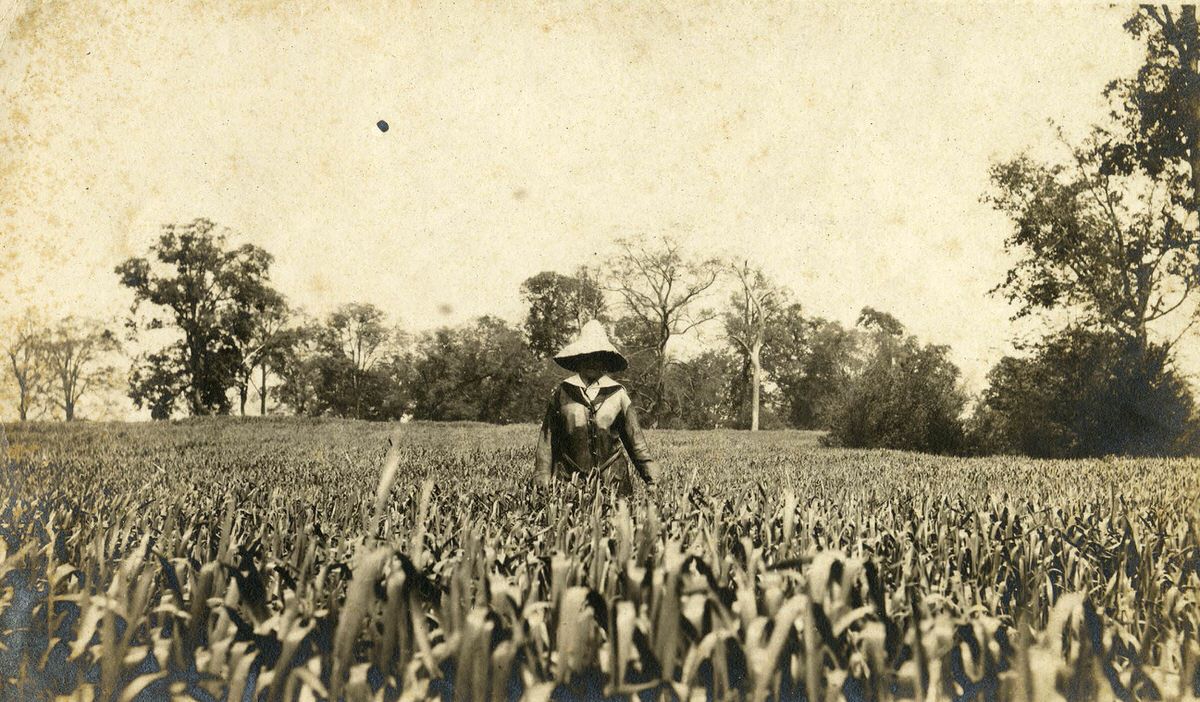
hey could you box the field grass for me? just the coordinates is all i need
[1,417,1198,701]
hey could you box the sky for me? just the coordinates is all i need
[0,1,1181,419]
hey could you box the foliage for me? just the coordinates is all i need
[519,269,608,357]
[610,312,659,377]
[310,303,403,420]
[39,316,120,421]
[407,316,555,423]
[311,354,407,421]
[2,309,48,421]
[972,327,1199,458]
[115,218,280,417]
[723,262,786,431]
[659,348,743,429]
[319,303,392,372]
[979,7,1200,459]
[762,305,863,430]
[1104,6,1200,212]
[825,309,967,454]
[125,347,186,420]
[273,319,324,417]
[1,419,1198,700]
[969,8,1200,463]
[609,237,721,426]
[986,136,1200,347]
[227,289,290,416]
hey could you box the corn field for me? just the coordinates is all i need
[1,418,1198,701]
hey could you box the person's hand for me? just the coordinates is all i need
[642,477,660,500]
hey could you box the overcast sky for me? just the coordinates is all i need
[1,1,1180,418]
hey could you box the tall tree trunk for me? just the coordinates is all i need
[16,375,28,421]
[187,337,202,415]
[354,371,362,420]
[238,381,248,416]
[649,354,666,428]
[260,363,268,415]
[650,333,670,428]
[750,340,762,432]
[62,379,72,422]
[11,355,29,422]
[1180,7,1200,216]
[189,390,204,415]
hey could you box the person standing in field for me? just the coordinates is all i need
[535,320,659,496]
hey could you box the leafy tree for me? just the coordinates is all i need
[608,313,664,416]
[40,316,119,421]
[520,268,608,357]
[972,327,1198,458]
[275,320,323,416]
[977,7,1200,458]
[856,307,906,337]
[762,305,863,429]
[3,310,47,421]
[986,134,1200,350]
[311,303,398,420]
[128,348,186,420]
[1105,6,1200,214]
[321,303,391,371]
[311,357,402,421]
[723,261,785,431]
[228,290,290,415]
[825,309,967,454]
[663,349,742,429]
[609,236,720,425]
[408,316,552,423]
[115,218,277,417]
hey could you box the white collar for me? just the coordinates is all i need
[564,374,620,389]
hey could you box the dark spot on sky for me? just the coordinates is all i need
[513,187,528,201]
[377,120,389,133]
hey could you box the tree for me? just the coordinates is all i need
[115,218,277,417]
[275,320,323,416]
[986,132,1200,351]
[975,7,1200,458]
[127,348,185,420]
[520,268,608,357]
[761,305,863,429]
[609,236,720,426]
[312,303,396,420]
[322,303,390,373]
[227,292,290,416]
[824,309,967,454]
[971,327,1198,458]
[407,316,552,423]
[856,307,906,337]
[666,349,743,429]
[723,261,785,431]
[40,317,119,421]
[1105,6,1200,214]
[3,310,46,421]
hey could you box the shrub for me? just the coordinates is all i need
[824,310,966,454]
[971,327,1199,457]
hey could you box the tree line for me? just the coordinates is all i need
[2,224,968,438]
[4,7,1200,458]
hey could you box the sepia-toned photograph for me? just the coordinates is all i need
[2,1,1199,700]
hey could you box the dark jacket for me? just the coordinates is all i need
[535,374,657,495]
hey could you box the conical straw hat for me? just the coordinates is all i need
[553,319,628,372]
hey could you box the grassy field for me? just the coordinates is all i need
[1,418,1198,701]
